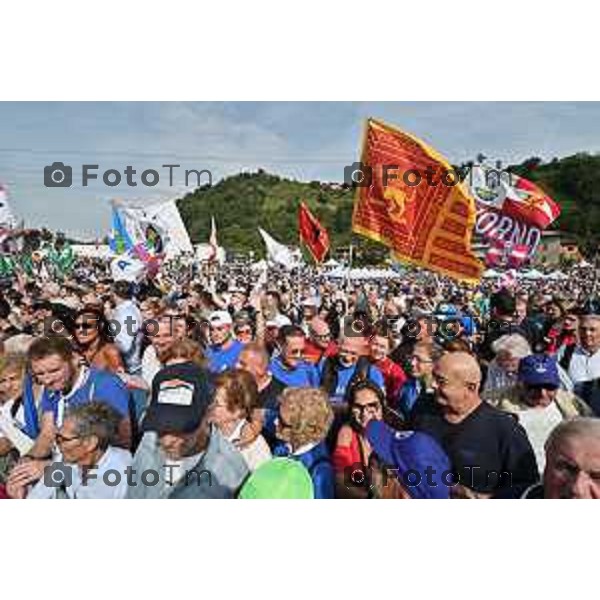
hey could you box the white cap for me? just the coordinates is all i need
[265,314,292,328]
[301,297,319,308]
[209,310,233,327]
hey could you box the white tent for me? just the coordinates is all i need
[71,244,111,259]
[323,258,341,268]
[483,269,500,278]
[325,267,399,280]
[547,271,568,281]
[519,269,546,280]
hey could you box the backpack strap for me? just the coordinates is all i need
[559,344,576,372]
[319,356,339,397]
[343,357,371,403]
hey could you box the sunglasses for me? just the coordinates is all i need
[74,322,98,330]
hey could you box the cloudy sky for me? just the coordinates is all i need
[0,101,598,239]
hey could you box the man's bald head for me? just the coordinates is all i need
[437,352,482,387]
[309,317,330,337]
[433,351,482,422]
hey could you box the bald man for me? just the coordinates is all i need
[411,352,538,497]
[319,335,385,404]
[304,317,338,365]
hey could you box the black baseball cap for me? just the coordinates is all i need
[143,362,212,435]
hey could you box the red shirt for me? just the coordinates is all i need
[547,327,577,355]
[373,356,407,403]
[332,426,362,475]
[304,339,338,365]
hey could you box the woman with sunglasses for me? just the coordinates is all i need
[70,307,124,374]
[332,380,385,499]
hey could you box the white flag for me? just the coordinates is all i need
[111,198,193,259]
[0,185,17,229]
[111,254,146,282]
[208,216,218,261]
[258,228,299,270]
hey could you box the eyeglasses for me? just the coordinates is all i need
[351,401,381,413]
[236,327,252,335]
[56,433,81,445]
[312,332,331,341]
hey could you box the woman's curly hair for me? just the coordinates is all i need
[278,387,333,449]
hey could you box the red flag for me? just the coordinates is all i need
[298,201,330,263]
[500,176,561,230]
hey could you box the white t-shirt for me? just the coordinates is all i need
[517,402,563,472]
[141,345,162,388]
[0,399,34,455]
[226,420,272,472]
[560,346,600,385]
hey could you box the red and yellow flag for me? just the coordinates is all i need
[298,201,330,263]
[351,118,483,283]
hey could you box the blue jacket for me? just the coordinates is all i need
[397,377,423,419]
[274,441,334,499]
[269,356,320,388]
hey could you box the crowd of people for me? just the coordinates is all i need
[0,255,599,499]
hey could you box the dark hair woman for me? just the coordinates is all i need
[70,306,124,374]
[331,380,385,499]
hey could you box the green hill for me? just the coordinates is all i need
[176,154,600,261]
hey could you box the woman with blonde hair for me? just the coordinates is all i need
[275,387,334,498]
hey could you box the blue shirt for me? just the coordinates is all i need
[206,340,244,373]
[317,359,385,403]
[269,356,320,388]
[40,367,130,423]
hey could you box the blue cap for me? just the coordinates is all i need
[435,303,459,321]
[365,420,451,499]
[518,354,560,388]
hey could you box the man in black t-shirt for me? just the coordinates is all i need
[411,351,538,497]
